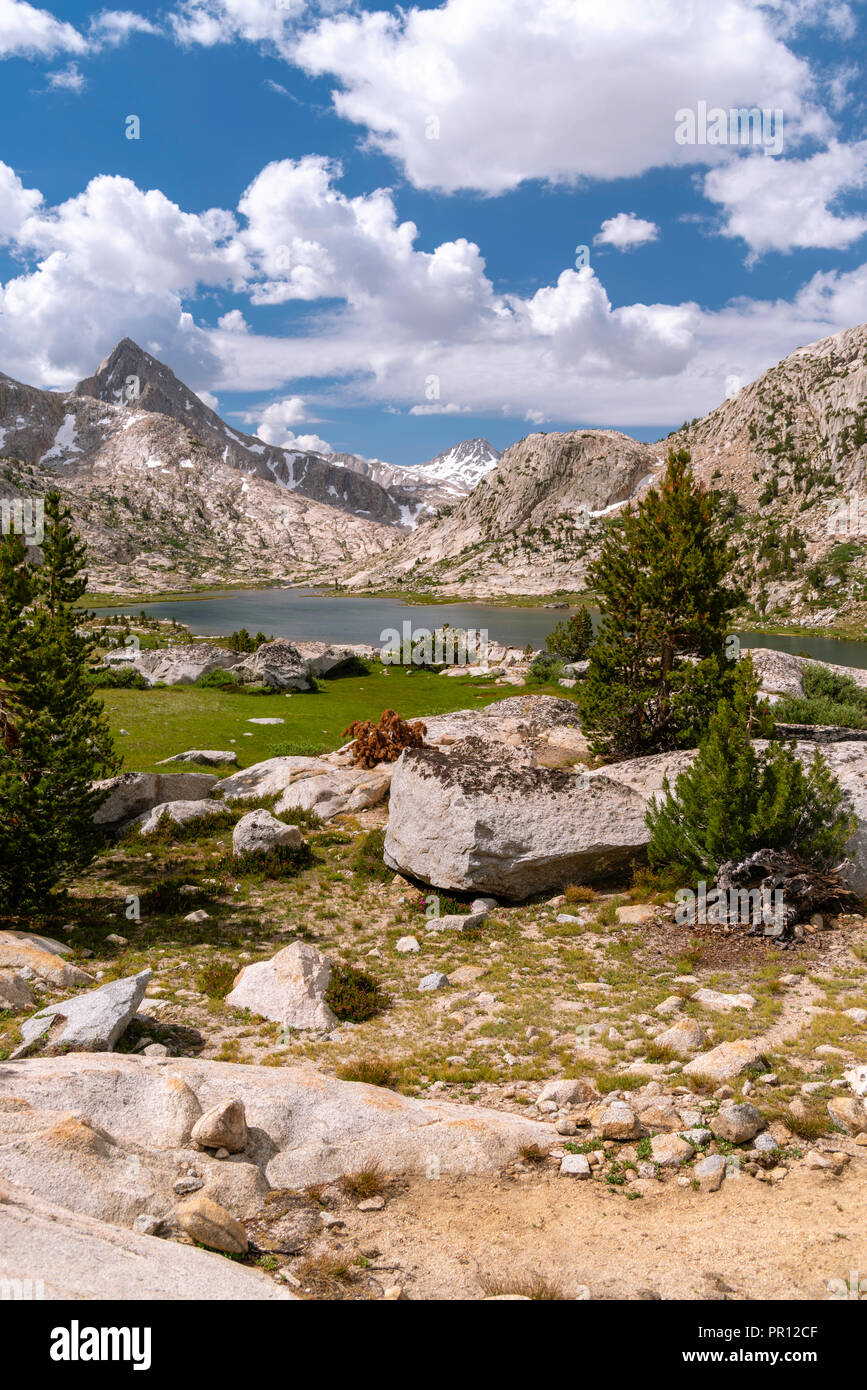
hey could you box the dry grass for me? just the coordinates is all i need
[564,884,596,904]
[339,1163,387,1200]
[337,1056,400,1089]
[480,1271,567,1300]
[519,1142,549,1165]
[296,1254,356,1298]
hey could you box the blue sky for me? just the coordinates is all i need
[1,0,867,464]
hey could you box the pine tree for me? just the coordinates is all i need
[0,491,119,913]
[577,448,740,758]
[545,607,594,662]
[646,656,855,878]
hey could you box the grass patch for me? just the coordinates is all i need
[97,667,515,773]
[139,877,215,915]
[594,1071,645,1093]
[564,884,596,905]
[351,828,391,884]
[337,1057,400,1089]
[339,1164,386,1200]
[518,1142,549,1165]
[296,1254,356,1298]
[224,842,315,879]
[480,1272,566,1300]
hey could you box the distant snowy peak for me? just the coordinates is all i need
[415,438,501,491]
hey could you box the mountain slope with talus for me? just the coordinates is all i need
[0,363,395,594]
[346,428,663,598]
[345,322,867,629]
[72,339,412,525]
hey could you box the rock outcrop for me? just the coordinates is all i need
[231,809,303,856]
[0,1178,296,1300]
[0,1053,558,1206]
[231,638,314,690]
[135,643,243,686]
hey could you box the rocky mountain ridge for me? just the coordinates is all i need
[72,339,412,526]
[0,392,393,593]
[346,322,867,628]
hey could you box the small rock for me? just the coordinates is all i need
[142,1043,169,1058]
[173,1176,204,1195]
[183,910,210,924]
[133,1214,163,1237]
[427,911,487,934]
[681,1128,712,1146]
[176,1194,248,1254]
[191,1098,248,1154]
[597,1101,644,1140]
[538,1078,601,1107]
[650,1133,695,1168]
[693,988,755,1013]
[844,1008,867,1025]
[683,1039,762,1083]
[694,1154,726,1191]
[711,1103,764,1144]
[396,936,420,954]
[232,808,303,856]
[654,996,682,1017]
[614,904,657,925]
[358,1196,386,1211]
[0,970,35,1011]
[419,972,450,992]
[559,1153,591,1178]
[754,1132,779,1152]
[654,1017,707,1056]
[105,933,128,947]
[827,1096,867,1136]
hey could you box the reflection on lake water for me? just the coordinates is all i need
[96,587,867,671]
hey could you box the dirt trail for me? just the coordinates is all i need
[332,1161,867,1300]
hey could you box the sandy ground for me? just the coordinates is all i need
[315,1160,867,1301]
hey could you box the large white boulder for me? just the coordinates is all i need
[136,643,243,686]
[215,756,326,801]
[384,738,653,899]
[232,639,314,690]
[12,969,151,1059]
[0,1179,296,1300]
[384,732,867,899]
[743,647,804,703]
[0,1053,557,1197]
[226,941,334,1030]
[231,809,303,856]
[93,771,218,830]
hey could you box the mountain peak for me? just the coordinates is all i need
[416,436,501,490]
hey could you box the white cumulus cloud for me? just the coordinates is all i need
[704,140,867,255]
[291,0,825,193]
[594,213,659,251]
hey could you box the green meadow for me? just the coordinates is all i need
[98,668,574,772]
